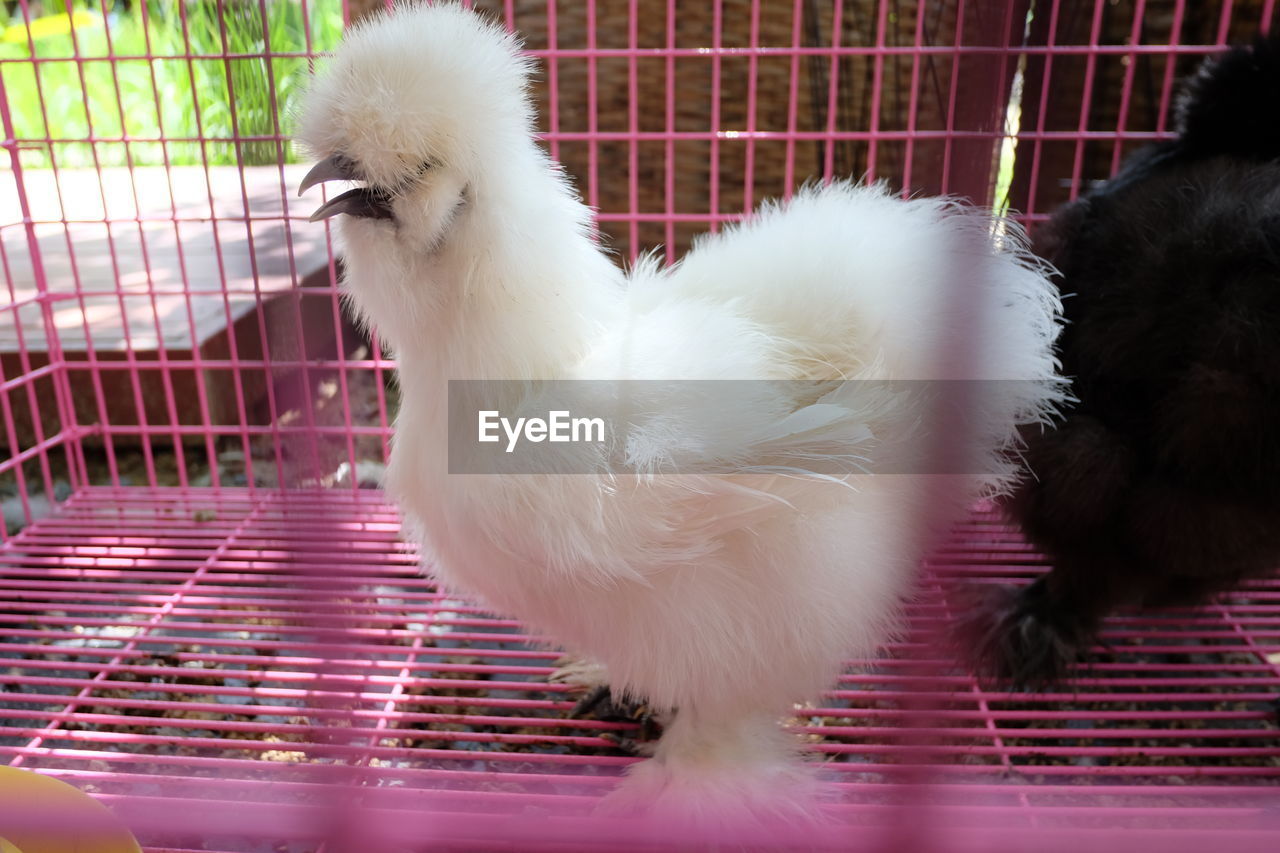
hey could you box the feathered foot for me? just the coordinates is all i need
[550,657,664,753]
[597,708,830,835]
[954,579,1086,691]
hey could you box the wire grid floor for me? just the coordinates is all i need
[1,487,1278,850]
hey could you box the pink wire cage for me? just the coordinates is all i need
[1,0,1279,850]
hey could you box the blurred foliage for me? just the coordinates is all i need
[0,0,343,167]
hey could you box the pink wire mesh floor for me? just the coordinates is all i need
[1,487,1277,850]
[2,0,1280,849]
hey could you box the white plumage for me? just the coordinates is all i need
[297,2,1063,825]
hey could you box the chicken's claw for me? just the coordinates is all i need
[547,657,610,693]
[549,659,665,753]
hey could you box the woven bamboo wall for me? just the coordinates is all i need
[461,0,1028,259]
[344,2,1270,253]
[1007,0,1274,220]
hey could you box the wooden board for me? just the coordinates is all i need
[1,164,334,353]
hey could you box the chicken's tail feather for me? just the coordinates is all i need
[1176,32,1280,161]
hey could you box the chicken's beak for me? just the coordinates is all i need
[308,188,396,222]
[300,155,395,223]
[298,155,358,196]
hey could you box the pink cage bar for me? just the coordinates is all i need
[1,0,1279,850]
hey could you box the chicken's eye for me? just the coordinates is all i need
[385,160,434,194]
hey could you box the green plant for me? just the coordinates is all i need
[1,0,343,168]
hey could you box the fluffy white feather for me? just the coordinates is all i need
[297,2,1063,827]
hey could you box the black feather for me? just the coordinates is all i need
[964,34,1280,690]
[1176,34,1280,162]
[955,580,1090,691]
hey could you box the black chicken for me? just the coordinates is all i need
[966,35,1280,688]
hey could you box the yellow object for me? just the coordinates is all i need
[2,12,100,45]
[0,766,141,853]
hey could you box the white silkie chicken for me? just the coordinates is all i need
[297,2,1062,827]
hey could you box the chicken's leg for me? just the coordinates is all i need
[961,555,1124,690]
[598,704,825,828]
